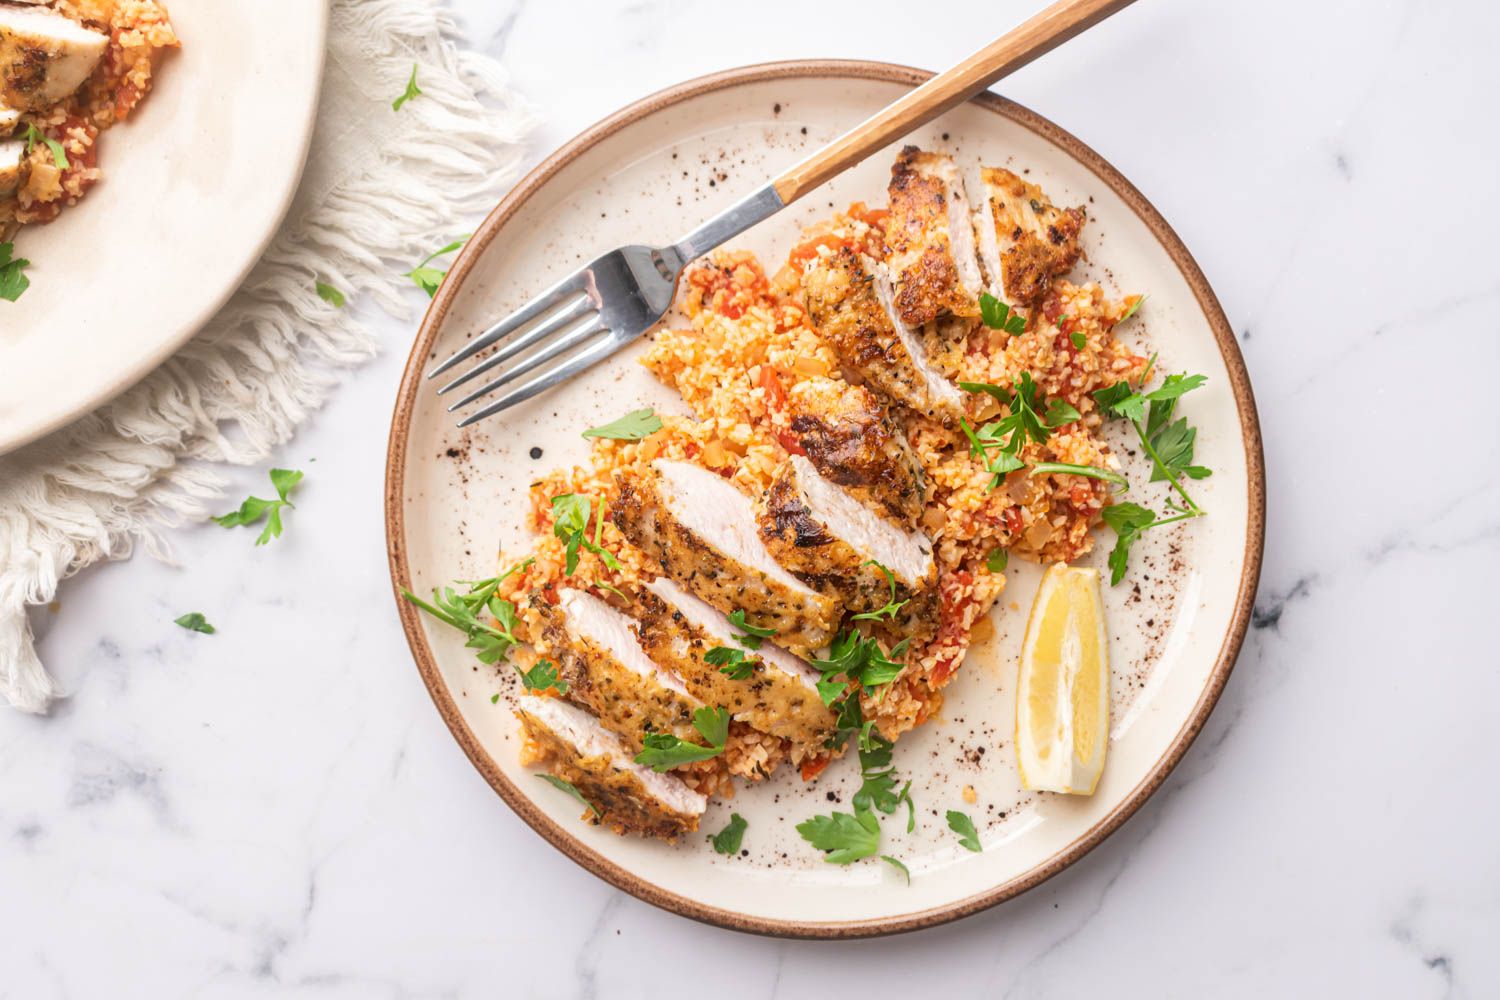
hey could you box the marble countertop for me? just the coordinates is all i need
[4,0,1496,995]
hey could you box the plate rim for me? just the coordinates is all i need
[0,0,331,455]
[383,58,1266,940]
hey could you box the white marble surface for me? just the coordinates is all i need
[4,0,1497,995]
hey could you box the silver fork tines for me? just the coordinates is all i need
[426,184,784,426]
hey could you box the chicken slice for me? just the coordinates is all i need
[802,246,963,421]
[786,376,925,528]
[0,107,18,133]
[760,453,936,621]
[885,146,986,328]
[0,5,109,112]
[973,166,1086,310]
[612,459,841,658]
[636,577,834,755]
[0,137,24,197]
[517,696,707,840]
[539,587,701,753]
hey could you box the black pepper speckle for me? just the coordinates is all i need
[529,447,543,460]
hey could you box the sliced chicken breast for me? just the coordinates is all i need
[517,696,707,840]
[636,577,835,755]
[786,376,925,528]
[542,587,702,752]
[0,137,24,197]
[0,4,109,112]
[973,166,1086,310]
[0,106,19,132]
[802,246,963,421]
[885,146,986,328]
[760,454,936,617]
[613,459,841,658]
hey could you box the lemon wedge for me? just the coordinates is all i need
[1016,563,1109,795]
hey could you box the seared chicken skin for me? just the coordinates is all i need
[802,247,963,421]
[885,146,987,328]
[760,455,937,629]
[540,588,702,752]
[786,376,925,529]
[613,459,841,658]
[0,4,108,112]
[973,166,1086,310]
[518,696,707,840]
[635,577,835,755]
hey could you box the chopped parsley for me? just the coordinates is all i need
[850,560,910,623]
[516,658,566,694]
[401,558,533,665]
[986,548,1008,573]
[24,124,68,170]
[704,645,754,680]
[855,725,915,832]
[710,813,747,855]
[726,609,775,649]
[1092,367,1212,583]
[796,807,881,864]
[1070,331,1088,351]
[173,612,215,635]
[813,629,909,712]
[212,468,304,545]
[1118,294,1147,324]
[946,809,982,852]
[979,292,1027,335]
[537,774,601,817]
[958,374,1081,490]
[582,408,663,441]
[633,706,729,771]
[406,236,468,297]
[314,280,345,307]
[1029,461,1128,487]
[550,493,622,576]
[0,242,31,302]
[392,63,422,111]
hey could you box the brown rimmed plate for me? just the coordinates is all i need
[384,60,1264,938]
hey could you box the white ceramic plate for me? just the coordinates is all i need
[386,62,1264,937]
[0,0,328,454]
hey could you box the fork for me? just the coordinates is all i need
[430,0,1136,427]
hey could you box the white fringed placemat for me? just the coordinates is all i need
[0,0,534,712]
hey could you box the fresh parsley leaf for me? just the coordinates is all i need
[24,124,68,170]
[582,408,663,441]
[314,280,345,307]
[1030,462,1129,488]
[517,659,567,694]
[392,63,422,111]
[213,468,304,545]
[1092,380,1146,423]
[406,236,468,297]
[1070,331,1088,350]
[1044,398,1082,427]
[633,706,730,771]
[978,293,1027,335]
[726,609,775,649]
[537,774,602,817]
[986,548,1008,573]
[490,693,501,704]
[946,809,982,852]
[550,494,622,575]
[958,373,1072,489]
[850,560,910,622]
[854,727,915,831]
[401,559,533,664]
[813,629,907,697]
[881,855,911,883]
[1102,502,1157,585]
[705,645,754,680]
[173,612,215,635]
[1118,294,1146,324]
[796,807,881,864]
[0,242,31,302]
[710,813,747,855]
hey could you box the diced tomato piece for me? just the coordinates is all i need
[800,756,832,781]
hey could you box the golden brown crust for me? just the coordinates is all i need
[634,589,834,756]
[886,146,981,327]
[786,377,925,528]
[611,467,841,658]
[517,707,701,841]
[802,247,961,421]
[979,166,1086,309]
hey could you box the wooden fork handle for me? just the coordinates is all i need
[770,0,1137,205]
